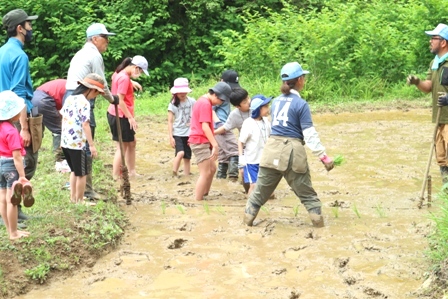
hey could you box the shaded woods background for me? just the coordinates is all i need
[0,0,447,98]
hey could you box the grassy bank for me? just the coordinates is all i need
[0,75,437,298]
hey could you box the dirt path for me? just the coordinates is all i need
[19,109,437,298]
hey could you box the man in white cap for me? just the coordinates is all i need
[64,23,141,200]
[407,24,448,183]
[0,8,39,225]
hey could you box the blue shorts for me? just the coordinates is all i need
[0,158,20,189]
[243,163,259,184]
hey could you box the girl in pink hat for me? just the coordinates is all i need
[107,55,149,179]
[167,78,196,176]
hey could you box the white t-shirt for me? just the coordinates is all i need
[60,94,90,150]
[239,117,271,164]
[168,96,196,137]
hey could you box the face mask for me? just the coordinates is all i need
[131,67,141,79]
[22,29,33,43]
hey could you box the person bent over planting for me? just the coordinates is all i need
[0,91,33,240]
[189,82,232,200]
[60,74,105,205]
[243,62,334,228]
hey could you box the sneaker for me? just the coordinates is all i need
[23,183,35,208]
[55,159,71,173]
[10,181,23,205]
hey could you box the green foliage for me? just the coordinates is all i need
[215,0,448,100]
[78,201,126,249]
[428,192,448,263]
[24,263,50,284]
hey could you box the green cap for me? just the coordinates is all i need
[2,9,38,31]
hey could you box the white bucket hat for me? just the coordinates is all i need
[170,78,192,94]
[0,91,25,121]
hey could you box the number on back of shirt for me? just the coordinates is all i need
[272,101,290,126]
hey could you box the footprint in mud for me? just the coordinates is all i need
[334,257,350,269]
[362,286,387,298]
[168,238,187,249]
[272,268,287,275]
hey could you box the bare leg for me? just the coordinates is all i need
[112,142,122,180]
[183,158,191,175]
[5,188,29,240]
[247,183,256,196]
[126,140,138,176]
[75,175,87,203]
[194,159,216,200]
[172,151,184,175]
[70,172,76,202]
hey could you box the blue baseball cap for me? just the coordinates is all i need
[250,94,272,118]
[425,23,448,40]
[280,62,309,80]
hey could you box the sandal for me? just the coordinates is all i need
[23,183,35,208]
[10,181,23,205]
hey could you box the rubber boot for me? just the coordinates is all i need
[308,207,324,228]
[52,134,64,161]
[228,156,239,182]
[440,166,448,184]
[243,201,260,226]
[216,163,228,179]
[84,156,103,200]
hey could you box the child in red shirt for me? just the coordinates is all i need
[189,82,232,200]
[0,91,33,240]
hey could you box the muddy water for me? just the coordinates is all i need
[20,109,437,298]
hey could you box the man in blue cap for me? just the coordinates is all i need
[0,8,39,226]
[408,24,448,183]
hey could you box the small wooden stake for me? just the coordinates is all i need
[427,175,432,208]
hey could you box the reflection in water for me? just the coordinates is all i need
[20,109,434,299]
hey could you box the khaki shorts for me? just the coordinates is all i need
[190,143,212,164]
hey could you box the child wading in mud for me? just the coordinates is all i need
[0,91,34,240]
[238,95,272,195]
[214,87,251,192]
[189,82,232,200]
[168,78,196,176]
[61,73,104,205]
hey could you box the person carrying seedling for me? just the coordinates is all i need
[243,62,334,228]
[408,24,448,183]
[0,90,34,240]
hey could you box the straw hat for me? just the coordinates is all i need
[77,73,106,94]
[0,91,25,121]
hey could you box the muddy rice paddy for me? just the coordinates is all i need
[18,109,439,298]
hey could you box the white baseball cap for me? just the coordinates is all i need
[86,23,116,38]
[131,55,149,75]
